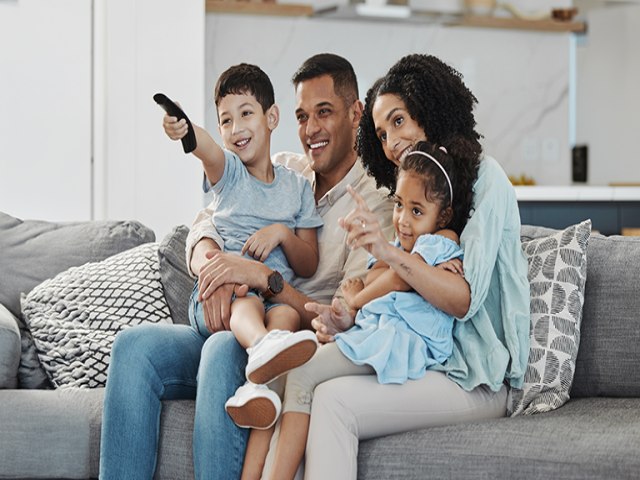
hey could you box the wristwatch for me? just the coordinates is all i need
[261,270,284,300]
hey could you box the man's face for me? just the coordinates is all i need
[294,75,358,175]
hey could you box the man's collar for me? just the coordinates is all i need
[318,159,366,206]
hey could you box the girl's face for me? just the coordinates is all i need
[372,93,427,167]
[393,170,444,252]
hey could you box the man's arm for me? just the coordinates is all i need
[196,251,319,330]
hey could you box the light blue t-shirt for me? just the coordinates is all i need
[204,150,323,283]
[431,156,530,392]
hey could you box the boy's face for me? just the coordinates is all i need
[217,93,276,166]
[294,75,360,176]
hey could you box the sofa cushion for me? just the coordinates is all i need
[21,243,172,389]
[570,232,640,397]
[0,304,21,389]
[0,211,155,389]
[0,388,104,479]
[158,225,193,326]
[358,397,640,480]
[508,220,591,416]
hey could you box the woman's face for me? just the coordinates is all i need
[371,93,427,166]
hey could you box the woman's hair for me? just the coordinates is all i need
[400,141,473,235]
[214,63,275,113]
[357,54,482,221]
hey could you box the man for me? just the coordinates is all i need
[99,53,393,480]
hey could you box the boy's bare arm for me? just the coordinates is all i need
[163,114,225,184]
[242,226,319,278]
[280,227,319,278]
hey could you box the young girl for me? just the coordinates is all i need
[238,140,472,479]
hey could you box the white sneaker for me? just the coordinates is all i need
[225,382,281,430]
[245,329,318,385]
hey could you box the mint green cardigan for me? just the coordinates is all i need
[433,156,530,392]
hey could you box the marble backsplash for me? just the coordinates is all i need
[205,13,574,185]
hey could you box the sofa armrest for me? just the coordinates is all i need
[0,303,21,388]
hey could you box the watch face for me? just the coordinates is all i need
[268,271,284,295]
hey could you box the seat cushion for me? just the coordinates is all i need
[358,397,640,479]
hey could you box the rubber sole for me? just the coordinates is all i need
[226,397,278,430]
[247,338,317,385]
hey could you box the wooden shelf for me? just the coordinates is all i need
[205,0,314,16]
[451,15,586,33]
[204,2,587,32]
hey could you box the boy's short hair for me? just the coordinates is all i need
[291,53,358,107]
[214,63,275,113]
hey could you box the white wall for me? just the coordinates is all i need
[0,0,205,238]
[0,0,92,221]
[576,4,640,185]
[94,0,205,238]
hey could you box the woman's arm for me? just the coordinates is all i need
[343,261,411,310]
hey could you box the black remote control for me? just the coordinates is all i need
[153,93,197,154]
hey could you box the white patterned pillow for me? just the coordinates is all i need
[21,243,172,389]
[508,220,591,416]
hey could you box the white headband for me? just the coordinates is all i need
[406,150,453,206]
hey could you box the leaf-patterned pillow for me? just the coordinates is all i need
[508,220,591,416]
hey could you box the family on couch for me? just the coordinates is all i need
[99,52,530,480]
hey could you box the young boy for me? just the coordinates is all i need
[161,63,323,429]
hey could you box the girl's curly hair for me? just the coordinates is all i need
[400,141,472,235]
[357,54,482,225]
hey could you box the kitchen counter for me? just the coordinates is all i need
[515,186,640,235]
[515,186,640,201]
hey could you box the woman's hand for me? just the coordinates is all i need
[340,185,391,262]
[436,258,464,276]
[307,298,355,343]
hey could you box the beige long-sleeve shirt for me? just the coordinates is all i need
[185,151,394,305]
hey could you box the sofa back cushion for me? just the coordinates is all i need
[0,211,155,388]
[521,225,640,398]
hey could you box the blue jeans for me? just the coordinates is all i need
[99,307,249,478]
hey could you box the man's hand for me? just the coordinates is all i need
[307,298,355,343]
[197,251,250,333]
[198,250,268,302]
[242,224,287,262]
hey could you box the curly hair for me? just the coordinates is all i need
[400,141,472,235]
[357,54,482,223]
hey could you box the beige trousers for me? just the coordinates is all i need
[262,346,508,480]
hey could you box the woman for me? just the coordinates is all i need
[302,53,531,479]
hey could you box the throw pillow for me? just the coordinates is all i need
[0,211,155,389]
[21,243,172,389]
[0,304,21,389]
[158,225,194,326]
[508,219,591,416]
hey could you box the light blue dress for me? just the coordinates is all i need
[334,234,463,384]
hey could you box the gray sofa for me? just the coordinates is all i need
[1,212,640,479]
